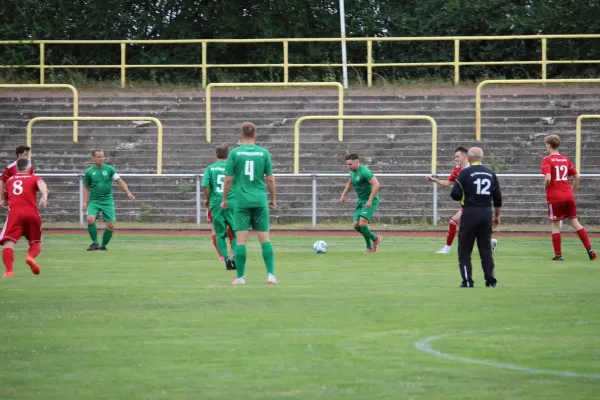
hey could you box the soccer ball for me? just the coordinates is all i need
[313,240,328,254]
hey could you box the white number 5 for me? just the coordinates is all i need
[216,175,225,193]
[244,160,254,181]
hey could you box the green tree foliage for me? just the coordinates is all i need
[1,0,599,84]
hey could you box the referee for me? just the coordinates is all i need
[450,147,502,288]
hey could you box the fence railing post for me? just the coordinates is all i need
[453,39,460,86]
[120,43,127,88]
[79,174,84,226]
[541,37,548,80]
[432,176,438,226]
[39,43,45,84]
[202,41,208,89]
[367,40,373,87]
[196,175,201,225]
[283,41,289,83]
[312,174,317,228]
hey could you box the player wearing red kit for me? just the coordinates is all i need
[0,158,49,278]
[0,145,34,204]
[541,135,596,261]
[427,147,498,254]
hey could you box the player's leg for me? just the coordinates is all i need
[353,203,373,250]
[438,209,461,254]
[99,203,116,250]
[475,212,496,287]
[23,215,41,275]
[569,216,596,260]
[86,202,101,250]
[225,207,237,257]
[457,210,477,287]
[227,225,234,255]
[359,200,381,253]
[232,208,251,283]
[208,209,223,260]
[548,202,564,260]
[0,212,21,277]
[253,207,276,284]
[212,207,234,270]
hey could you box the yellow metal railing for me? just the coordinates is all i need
[476,79,600,141]
[26,116,164,174]
[294,115,437,174]
[575,115,600,172]
[0,84,79,139]
[205,82,344,143]
[2,35,600,88]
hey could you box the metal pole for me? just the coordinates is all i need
[312,175,317,228]
[339,0,349,89]
[196,175,201,225]
[79,175,84,226]
[432,180,438,226]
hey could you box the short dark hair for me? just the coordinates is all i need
[16,145,30,156]
[216,144,229,159]
[16,158,30,171]
[345,153,359,161]
[454,146,468,154]
[545,135,561,150]
[241,122,256,138]
[91,149,103,157]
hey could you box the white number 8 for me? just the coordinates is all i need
[12,180,23,195]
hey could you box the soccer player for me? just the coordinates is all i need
[540,135,596,261]
[82,150,135,251]
[221,122,277,285]
[427,146,497,254]
[0,145,34,206]
[450,147,502,288]
[202,144,237,270]
[208,209,234,261]
[339,153,382,252]
[0,158,48,278]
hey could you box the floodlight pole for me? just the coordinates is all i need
[339,0,349,89]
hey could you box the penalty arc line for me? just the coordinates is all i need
[414,321,600,379]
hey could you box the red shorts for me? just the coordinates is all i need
[207,209,213,223]
[0,210,42,245]
[547,200,577,221]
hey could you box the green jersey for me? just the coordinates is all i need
[201,160,235,208]
[84,164,120,202]
[225,144,273,208]
[350,165,379,202]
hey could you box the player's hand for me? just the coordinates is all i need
[82,202,87,212]
[269,200,276,209]
[39,196,48,207]
[492,216,500,228]
[127,192,135,201]
[203,199,209,208]
[221,200,228,210]
[426,175,434,182]
[365,200,372,209]
[339,195,346,205]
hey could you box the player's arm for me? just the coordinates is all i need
[201,170,211,207]
[221,152,235,209]
[82,171,91,211]
[265,151,276,208]
[111,168,135,200]
[426,176,453,187]
[366,176,380,206]
[572,172,581,192]
[541,159,552,189]
[0,168,9,208]
[492,174,502,227]
[450,173,464,201]
[544,173,552,189]
[36,179,49,207]
[340,180,353,205]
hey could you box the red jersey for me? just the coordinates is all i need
[5,174,42,211]
[448,164,469,182]
[2,160,34,183]
[540,154,578,203]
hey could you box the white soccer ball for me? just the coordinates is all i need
[313,240,328,254]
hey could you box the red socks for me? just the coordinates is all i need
[577,228,592,249]
[552,233,562,256]
[28,243,41,258]
[227,227,233,246]
[446,219,458,246]
[2,248,14,274]
[212,234,222,257]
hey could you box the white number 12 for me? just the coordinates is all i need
[474,178,491,195]
[554,165,568,181]
[245,160,254,181]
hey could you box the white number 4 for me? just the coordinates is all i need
[474,178,491,195]
[245,160,254,181]
[554,165,568,181]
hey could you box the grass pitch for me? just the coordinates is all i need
[1,233,599,400]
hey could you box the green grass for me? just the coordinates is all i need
[1,234,599,400]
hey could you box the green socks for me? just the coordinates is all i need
[88,223,98,244]
[101,229,113,248]
[234,245,247,278]
[217,236,229,259]
[356,225,377,249]
[261,242,275,275]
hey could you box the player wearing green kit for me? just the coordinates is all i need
[221,122,277,285]
[202,144,237,271]
[340,153,382,252]
[82,150,135,251]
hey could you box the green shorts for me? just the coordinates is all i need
[87,201,116,223]
[353,199,379,223]
[234,206,270,232]
[211,205,235,239]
